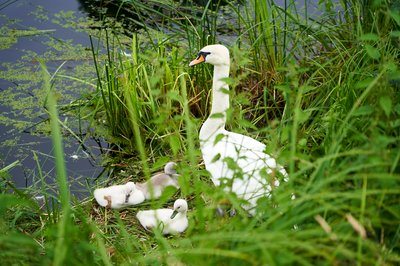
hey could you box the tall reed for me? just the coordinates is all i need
[40,61,72,265]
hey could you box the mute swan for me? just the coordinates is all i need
[136,162,180,200]
[136,199,189,235]
[94,181,145,209]
[189,44,288,215]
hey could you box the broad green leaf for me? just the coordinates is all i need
[390,31,400,37]
[238,118,258,129]
[211,153,221,163]
[275,84,291,94]
[389,10,400,26]
[152,156,172,169]
[298,109,312,124]
[379,96,392,117]
[355,77,375,89]
[301,85,316,94]
[210,113,225,119]
[166,90,182,102]
[394,103,400,115]
[365,44,381,59]
[360,33,379,41]
[298,138,307,146]
[213,133,225,145]
[169,134,181,156]
[353,105,374,116]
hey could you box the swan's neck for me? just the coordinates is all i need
[210,65,230,116]
[200,64,230,141]
[177,211,187,219]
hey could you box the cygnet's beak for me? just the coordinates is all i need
[189,54,206,66]
[170,210,178,219]
[125,193,130,203]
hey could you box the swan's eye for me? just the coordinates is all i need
[189,51,211,66]
[198,51,211,59]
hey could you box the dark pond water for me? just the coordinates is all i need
[0,0,106,200]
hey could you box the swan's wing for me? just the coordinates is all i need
[105,184,127,193]
[110,192,128,208]
[127,190,145,205]
[136,209,173,230]
[203,131,280,171]
[136,210,158,229]
[168,216,189,234]
[202,130,288,208]
[224,131,267,153]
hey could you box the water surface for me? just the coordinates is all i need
[0,0,105,199]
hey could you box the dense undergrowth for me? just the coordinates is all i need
[1,0,400,265]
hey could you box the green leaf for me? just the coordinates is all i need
[0,194,33,215]
[360,33,379,41]
[213,133,225,145]
[389,10,400,26]
[390,119,400,128]
[301,85,316,94]
[169,134,181,156]
[298,109,312,124]
[152,156,172,169]
[298,138,307,146]
[211,153,221,163]
[210,113,225,119]
[379,96,392,117]
[394,103,400,115]
[365,44,381,59]
[275,84,291,94]
[353,105,374,116]
[390,31,400,37]
[281,126,289,143]
[166,91,182,102]
[355,77,375,89]
[238,118,257,130]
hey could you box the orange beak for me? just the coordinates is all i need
[189,54,206,66]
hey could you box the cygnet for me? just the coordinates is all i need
[94,181,145,209]
[136,199,188,235]
[136,162,180,200]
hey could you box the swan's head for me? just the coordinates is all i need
[125,182,136,192]
[189,44,230,67]
[164,162,177,176]
[170,199,188,219]
[124,182,136,203]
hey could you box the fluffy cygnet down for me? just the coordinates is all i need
[136,162,180,200]
[94,181,145,209]
[136,199,189,235]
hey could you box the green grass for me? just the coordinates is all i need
[1,0,400,265]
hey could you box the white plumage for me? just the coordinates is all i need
[190,44,288,215]
[94,181,145,209]
[136,199,189,235]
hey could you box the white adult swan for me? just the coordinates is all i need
[189,44,288,215]
[136,199,189,235]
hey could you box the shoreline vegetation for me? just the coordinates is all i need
[1,0,400,264]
